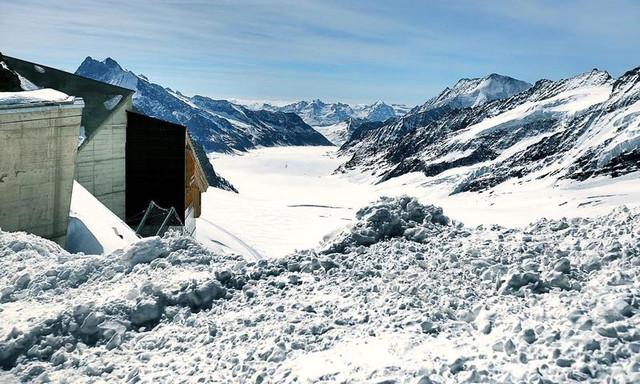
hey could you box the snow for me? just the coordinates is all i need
[417,73,532,113]
[200,146,640,259]
[194,217,264,260]
[229,98,295,109]
[1,196,639,382]
[424,148,476,163]
[548,85,612,113]
[102,94,122,111]
[591,100,640,166]
[202,147,367,259]
[312,121,348,145]
[65,181,138,255]
[451,83,612,144]
[1,81,638,382]
[0,89,73,106]
[256,99,406,127]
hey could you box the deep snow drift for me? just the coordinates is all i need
[1,197,639,383]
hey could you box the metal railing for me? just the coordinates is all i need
[135,201,184,237]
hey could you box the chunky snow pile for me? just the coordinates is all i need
[324,195,450,253]
[1,197,640,383]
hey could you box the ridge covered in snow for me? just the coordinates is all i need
[338,66,640,198]
[337,73,531,152]
[414,73,532,113]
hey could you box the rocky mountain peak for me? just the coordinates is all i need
[76,56,138,90]
[416,73,532,114]
[74,56,331,168]
[102,57,122,69]
[607,65,640,109]
[571,68,612,87]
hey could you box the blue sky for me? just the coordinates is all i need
[1,0,639,105]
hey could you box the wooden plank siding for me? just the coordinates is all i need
[185,134,208,218]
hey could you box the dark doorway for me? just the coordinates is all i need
[125,111,186,227]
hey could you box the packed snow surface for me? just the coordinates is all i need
[1,197,639,383]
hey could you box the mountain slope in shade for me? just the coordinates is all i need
[190,135,237,193]
[74,57,332,154]
[339,66,640,195]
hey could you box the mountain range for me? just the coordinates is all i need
[238,99,409,145]
[74,56,640,198]
[250,99,410,126]
[340,73,533,151]
[75,57,332,154]
[338,66,640,195]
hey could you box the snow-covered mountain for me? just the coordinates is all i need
[413,73,532,113]
[339,74,531,151]
[311,117,377,146]
[339,67,640,195]
[74,57,331,153]
[251,99,409,127]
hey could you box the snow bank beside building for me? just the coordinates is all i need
[65,181,138,254]
[1,197,639,382]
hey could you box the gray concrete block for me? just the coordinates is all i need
[0,102,82,245]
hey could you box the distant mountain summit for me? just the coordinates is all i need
[333,73,532,150]
[251,99,409,127]
[413,73,532,113]
[76,57,139,90]
[238,98,409,145]
[75,57,332,153]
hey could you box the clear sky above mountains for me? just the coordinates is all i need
[2,0,639,105]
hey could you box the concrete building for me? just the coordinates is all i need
[2,55,210,241]
[2,55,134,219]
[0,90,84,244]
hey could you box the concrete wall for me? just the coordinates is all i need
[0,101,84,245]
[75,96,132,219]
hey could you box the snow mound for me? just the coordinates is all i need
[1,203,640,382]
[323,196,450,252]
[66,181,138,255]
[0,89,73,106]
[0,231,241,375]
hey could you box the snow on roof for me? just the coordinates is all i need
[0,88,74,106]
